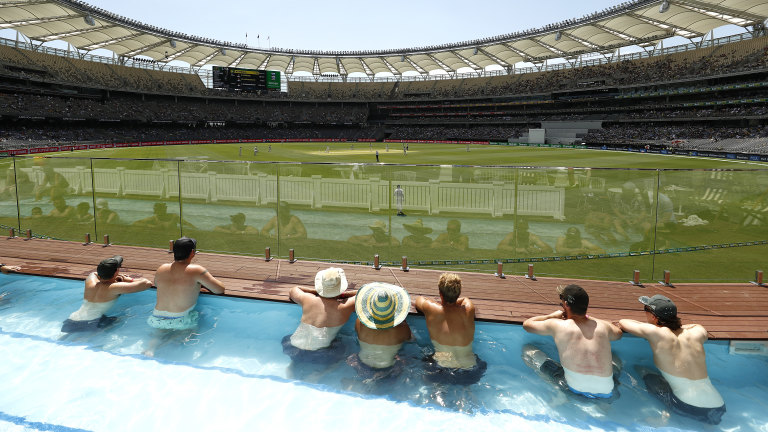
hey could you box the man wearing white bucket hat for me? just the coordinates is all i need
[348,282,412,377]
[283,267,358,361]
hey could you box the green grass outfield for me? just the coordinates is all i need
[16,142,768,283]
[44,141,768,169]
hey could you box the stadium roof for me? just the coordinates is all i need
[1,0,767,78]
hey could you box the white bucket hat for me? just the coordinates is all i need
[314,267,348,298]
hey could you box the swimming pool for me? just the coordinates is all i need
[0,273,766,432]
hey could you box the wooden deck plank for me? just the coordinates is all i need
[1,237,767,340]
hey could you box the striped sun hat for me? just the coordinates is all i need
[355,282,410,329]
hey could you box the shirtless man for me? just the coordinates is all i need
[283,267,357,361]
[148,237,225,330]
[62,255,152,332]
[555,227,605,255]
[261,202,307,240]
[523,284,623,400]
[414,272,486,384]
[618,295,725,424]
[348,282,411,378]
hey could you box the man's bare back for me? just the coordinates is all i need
[549,313,619,377]
[620,319,709,380]
[153,238,225,314]
[416,297,475,347]
[289,286,356,328]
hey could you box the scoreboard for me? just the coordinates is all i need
[212,67,281,91]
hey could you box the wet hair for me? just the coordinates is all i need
[645,306,682,330]
[438,272,462,303]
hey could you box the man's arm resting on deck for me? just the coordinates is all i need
[617,319,659,340]
[522,310,563,335]
[197,268,225,294]
[110,277,153,294]
[414,296,433,314]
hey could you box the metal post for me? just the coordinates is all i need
[401,256,409,272]
[659,270,672,287]
[265,247,272,262]
[103,234,110,246]
[373,254,381,270]
[630,269,642,286]
[525,263,536,280]
[494,262,505,278]
[289,248,296,263]
[84,233,91,245]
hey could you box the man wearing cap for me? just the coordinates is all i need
[62,256,152,333]
[348,282,412,377]
[555,227,605,256]
[415,272,487,384]
[283,267,358,361]
[149,237,226,330]
[619,295,726,424]
[522,284,623,400]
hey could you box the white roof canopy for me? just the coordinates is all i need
[2,0,767,77]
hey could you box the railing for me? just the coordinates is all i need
[1,156,767,283]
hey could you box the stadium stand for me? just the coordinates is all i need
[1,32,767,152]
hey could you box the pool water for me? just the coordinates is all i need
[0,273,766,432]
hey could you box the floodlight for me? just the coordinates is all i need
[473,47,478,55]
[170,40,176,48]
[555,31,562,41]
[220,48,227,56]
[83,14,95,26]
[659,1,670,13]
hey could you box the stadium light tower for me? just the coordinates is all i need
[659,1,670,13]
[83,14,95,26]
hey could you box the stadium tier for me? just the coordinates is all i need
[0,31,767,151]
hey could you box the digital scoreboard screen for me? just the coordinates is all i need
[212,67,281,91]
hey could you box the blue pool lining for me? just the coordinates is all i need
[0,410,92,432]
[0,327,701,432]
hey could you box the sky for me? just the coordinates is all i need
[78,0,638,51]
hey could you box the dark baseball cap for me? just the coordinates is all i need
[173,237,197,261]
[556,284,589,310]
[639,294,677,320]
[97,255,123,280]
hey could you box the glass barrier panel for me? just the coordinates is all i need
[91,158,181,248]
[178,160,276,257]
[530,168,658,281]
[653,169,768,282]
[0,157,21,232]
[16,156,94,242]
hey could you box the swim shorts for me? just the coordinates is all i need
[347,353,403,382]
[643,373,726,425]
[540,359,620,402]
[281,334,346,364]
[422,354,488,385]
[61,315,117,333]
[147,310,199,330]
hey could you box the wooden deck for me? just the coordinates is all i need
[1,237,767,340]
